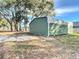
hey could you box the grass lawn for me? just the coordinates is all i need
[73,32,79,35]
[54,35,79,49]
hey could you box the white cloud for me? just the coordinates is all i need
[55,7,79,15]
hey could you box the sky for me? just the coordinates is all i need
[54,0,79,22]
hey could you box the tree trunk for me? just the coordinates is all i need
[14,22,18,31]
[24,24,27,31]
[10,23,13,31]
[19,22,22,31]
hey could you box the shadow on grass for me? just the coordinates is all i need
[8,32,42,38]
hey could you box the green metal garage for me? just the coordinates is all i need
[29,17,68,36]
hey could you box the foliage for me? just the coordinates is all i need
[0,0,54,31]
[0,19,8,27]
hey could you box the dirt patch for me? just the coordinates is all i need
[0,31,20,35]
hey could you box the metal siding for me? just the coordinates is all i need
[73,22,79,26]
[49,23,68,35]
[73,28,79,32]
[73,26,79,32]
[73,22,79,32]
[29,17,48,36]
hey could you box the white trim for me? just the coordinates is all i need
[47,16,50,36]
[68,22,73,34]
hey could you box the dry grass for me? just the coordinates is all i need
[0,32,79,59]
[0,38,77,59]
[54,35,79,50]
[0,39,58,59]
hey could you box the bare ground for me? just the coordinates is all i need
[0,32,79,59]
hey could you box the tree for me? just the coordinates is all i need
[29,0,54,17]
[0,0,54,31]
[0,19,9,30]
[0,0,26,31]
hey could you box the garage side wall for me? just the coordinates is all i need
[29,17,48,36]
[49,23,68,35]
